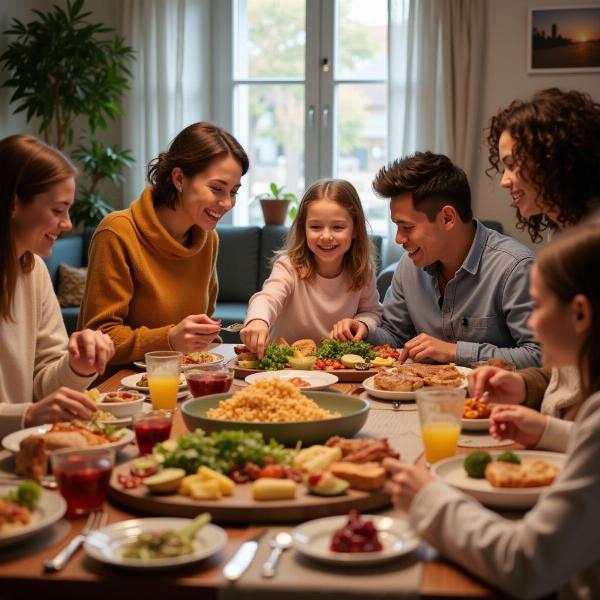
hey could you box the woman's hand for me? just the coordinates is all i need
[240,320,270,359]
[489,404,547,448]
[330,319,368,341]
[468,366,526,404]
[24,387,97,427]
[168,314,221,352]
[383,457,434,511]
[68,329,115,376]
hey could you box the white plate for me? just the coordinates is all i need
[133,353,224,371]
[120,373,187,392]
[292,514,419,566]
[362,366,471,401]
[0,485,66,548]
[244,369,339,391]
[84,517,227,569]
[461,417,490,431]
[431,450,566,509]
[2,424,135,454]
[97,402,152,427]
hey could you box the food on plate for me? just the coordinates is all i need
[257,345,295,370]
[463,397,492,419]
[287,356,317,370]
[130,457,159,478]
[328,462,387,491]
[153,429,292,476]
[340,354,364,369]
[143,468,186,494]
[354,362,370,371]
[102,391,143,403]
[0,481,42,534]
[15,420,123,481]
[137,374,149,387]
[206,379,340,422]
[272,337,290,346]
[464,451,493,479]
[485,459,559,488]
[330,510,383,553]
[234,344,250,355]
[314,358,344,370]
[291,338,317,357]
[287,376,310,388]
[293,445,343,472]
[84,387,100,402]
[304,470,349,496]
[237,351,260,369]
[252,477,297,500]
[181,351,219,365]
[178,465,237,500]
[369,356,396,368]
[496,451,521,465]
[316,339,376,362]
[373,370,424,392]
[93,410,116,422]
[372,345,400,360]
[325,436,399,463]
[472,358,516,371]
[122,512,210,560]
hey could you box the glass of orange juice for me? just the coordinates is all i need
[145,351,182,410]
[416,387,466,465]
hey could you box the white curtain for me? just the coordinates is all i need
[386,0,486,263]
[117,0,212,205]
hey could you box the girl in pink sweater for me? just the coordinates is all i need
[241,179,382,357]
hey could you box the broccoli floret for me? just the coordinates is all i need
[4,481,42,510]
[496,451,521,465]
[464,451,492,479]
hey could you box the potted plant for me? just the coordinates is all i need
[0,0,135,228]
[256,182,299,226]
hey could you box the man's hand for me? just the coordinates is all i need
[330,318,368,341]
[399,333,456,364]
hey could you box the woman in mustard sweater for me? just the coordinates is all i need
[79,123,249,366]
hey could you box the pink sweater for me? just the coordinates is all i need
[244,256,382,344]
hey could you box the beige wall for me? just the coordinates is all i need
[472,0,600,250]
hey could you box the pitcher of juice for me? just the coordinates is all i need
[416,387,465,464]
[145,351,182,410]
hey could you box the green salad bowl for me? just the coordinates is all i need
[181,391,369,446]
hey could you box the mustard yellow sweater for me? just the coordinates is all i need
[78,187,219,365]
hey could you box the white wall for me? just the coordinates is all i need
[472,0,600,250]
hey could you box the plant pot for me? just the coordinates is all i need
[260,199,290,226]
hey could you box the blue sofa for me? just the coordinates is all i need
[44,225,383,341]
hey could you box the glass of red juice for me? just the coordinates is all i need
[133,409,174,455]
[185,365,234,397]
[50,448,114,516]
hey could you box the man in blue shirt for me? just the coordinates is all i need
[355,152,540,368]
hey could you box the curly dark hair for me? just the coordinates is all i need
[486,88,600,243]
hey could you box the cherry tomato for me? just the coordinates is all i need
[259,464,285,478]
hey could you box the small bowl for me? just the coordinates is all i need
[97,391,146,418]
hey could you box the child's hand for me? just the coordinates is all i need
[489,404,547,448]
[383,457,434,511]
[330,318,368,341]
[240,319,270,359]
[468,367,526,405]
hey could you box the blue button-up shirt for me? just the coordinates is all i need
[368,221,541,368]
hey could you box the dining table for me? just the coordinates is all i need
[0,343,514,599]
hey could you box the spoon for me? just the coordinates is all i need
[261,531,293,578]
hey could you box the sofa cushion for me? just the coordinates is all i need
[44,235,85,288]
[216,226,261,302]
[259,225,288,286]
[56,264,87,307]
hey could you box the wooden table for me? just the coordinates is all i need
[0,353,505,599]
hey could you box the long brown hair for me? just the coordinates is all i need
[147,122,249,209]
[486,88,600,243]
[283,179,376,291]
[0,135,77,321]
[536,224,600,398]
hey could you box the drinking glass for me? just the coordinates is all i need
[416,387,466,465]
[51,448,115,516]
[185,364,234,397]
[133,409,174,455]
[145,351,182,410]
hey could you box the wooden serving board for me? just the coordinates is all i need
[231,361,379,383]
[109,460,391,523]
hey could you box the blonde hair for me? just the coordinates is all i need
[281,179,376,291]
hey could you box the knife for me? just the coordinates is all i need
[223,530,266,581]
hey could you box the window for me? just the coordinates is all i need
[213,0,389,232]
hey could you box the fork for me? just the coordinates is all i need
[44,509,107,572]
[220,323,244,333]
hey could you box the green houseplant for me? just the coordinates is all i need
[0,0,135,228]
[256,182,299,225]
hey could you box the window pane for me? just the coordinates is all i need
[335,0,387,80]
[335,83,388,234]
[233,84,305,226]
[234,0,306,79]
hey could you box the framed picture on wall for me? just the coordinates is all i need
[528,5,600,73]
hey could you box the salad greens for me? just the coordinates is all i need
[3,481,42,510]
[315,339,376,361]
[153,429,293,475]
[258,344,295,370]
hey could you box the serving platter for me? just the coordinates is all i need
[244,369,339,391]
[109,460,391,523]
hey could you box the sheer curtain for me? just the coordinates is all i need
[117,0,212,205]
[386,0,486,263]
